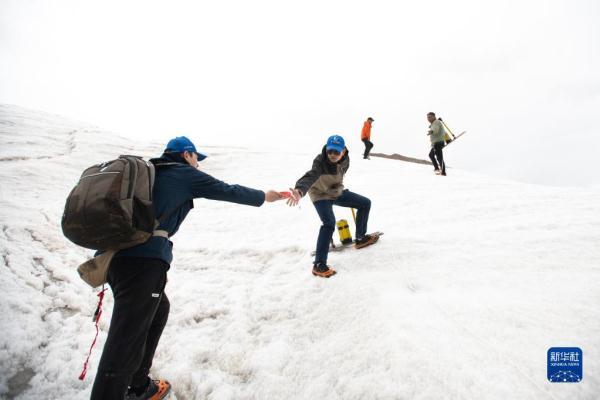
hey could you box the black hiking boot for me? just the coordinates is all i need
[312,263,337,278]
[125,378,171,400]
[355,234,379,249]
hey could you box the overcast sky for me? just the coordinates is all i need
[1,0,599,186]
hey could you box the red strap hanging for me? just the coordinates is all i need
[79,285,108,380]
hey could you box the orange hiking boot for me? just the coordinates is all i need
[312,263,337,278]
[355,233,379,249]
[125,379,172,400]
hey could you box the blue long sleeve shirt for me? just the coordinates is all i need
[114,155,265,265]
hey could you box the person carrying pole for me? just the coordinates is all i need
[427,112,447,176]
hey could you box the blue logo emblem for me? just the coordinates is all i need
[547,347,582,382]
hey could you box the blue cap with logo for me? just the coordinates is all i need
[326,135,345,153]
[165,136,207,161]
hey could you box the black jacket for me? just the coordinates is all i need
[295,146,350,202]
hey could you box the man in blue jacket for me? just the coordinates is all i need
[90,136,284,400]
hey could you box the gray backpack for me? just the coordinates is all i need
[61,155,157,251]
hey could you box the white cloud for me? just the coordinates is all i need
[1,0,599,186]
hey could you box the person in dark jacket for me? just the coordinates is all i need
[90,136,285,400]
[286,135,378,278]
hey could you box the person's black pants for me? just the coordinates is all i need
[362,139,374,158]
[428,142,446,174]
[90,257,170,400]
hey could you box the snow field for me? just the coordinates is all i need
[1,104,599,399]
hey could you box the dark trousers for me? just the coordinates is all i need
[313,190,371,265]
[428,142,446,174]
[362,139,374,158]
[90,257,170,400]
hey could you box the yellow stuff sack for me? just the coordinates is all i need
[336,219,353,244]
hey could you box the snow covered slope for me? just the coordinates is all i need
[1,104,599,399]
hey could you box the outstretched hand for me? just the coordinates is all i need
[265,190,286,202]
[286,188,302,207]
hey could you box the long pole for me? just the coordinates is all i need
[439,118,456,139]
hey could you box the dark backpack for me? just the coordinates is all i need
[61,155,157,251]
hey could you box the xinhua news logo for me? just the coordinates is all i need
[547,347,582,383]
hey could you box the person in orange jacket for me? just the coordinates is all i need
[361,117,374,159]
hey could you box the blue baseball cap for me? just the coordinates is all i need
[165,136,207,161]
[326,135,345,153]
